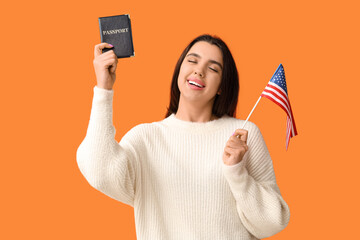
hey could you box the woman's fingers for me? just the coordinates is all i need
[223,129,249,165]
[109,59,118,73]
[101,57,117,69]
[232,129,248,143]
[94,43,114,58]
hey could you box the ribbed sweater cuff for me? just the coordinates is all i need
[90,86,114,121]
[222,159,248,193]
[93,86,114,102]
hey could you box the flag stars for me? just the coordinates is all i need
[271,68,288,94]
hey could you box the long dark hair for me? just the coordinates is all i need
[165,34,239,118]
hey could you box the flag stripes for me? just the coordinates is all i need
[260,64,298,150]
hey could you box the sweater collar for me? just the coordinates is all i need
[161,113,232,133]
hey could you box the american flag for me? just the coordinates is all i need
[261,64,298,150]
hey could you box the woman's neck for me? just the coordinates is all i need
[175,97,218,122]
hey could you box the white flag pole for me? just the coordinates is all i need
[241,96,262,129]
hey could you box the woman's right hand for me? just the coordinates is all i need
[93,43,118,90]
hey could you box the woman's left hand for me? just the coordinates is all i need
[223,129,249,166]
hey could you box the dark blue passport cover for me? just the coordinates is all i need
[99,14,135,58]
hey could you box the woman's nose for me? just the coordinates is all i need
[194,62,206,77]
[194,71,203,77]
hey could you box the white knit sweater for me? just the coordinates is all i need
[76,86,290,240]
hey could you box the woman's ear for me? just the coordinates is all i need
[217,89,222,95]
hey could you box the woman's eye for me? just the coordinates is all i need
[209,67,218,73]
[187,59,197,63]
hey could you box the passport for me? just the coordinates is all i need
[99,14,135,58]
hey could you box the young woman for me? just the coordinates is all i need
[77,34,290,240]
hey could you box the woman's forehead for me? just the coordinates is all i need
[187,41,223,63]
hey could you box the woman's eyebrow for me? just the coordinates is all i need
[186,53,223,70]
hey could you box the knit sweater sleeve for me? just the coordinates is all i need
[222,122,290,239]
[76,86,141,207]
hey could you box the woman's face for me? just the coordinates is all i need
[177,41,223,107]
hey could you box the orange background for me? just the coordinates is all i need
[1,0,359,239]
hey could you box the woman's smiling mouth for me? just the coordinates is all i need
[187,77,205,90]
